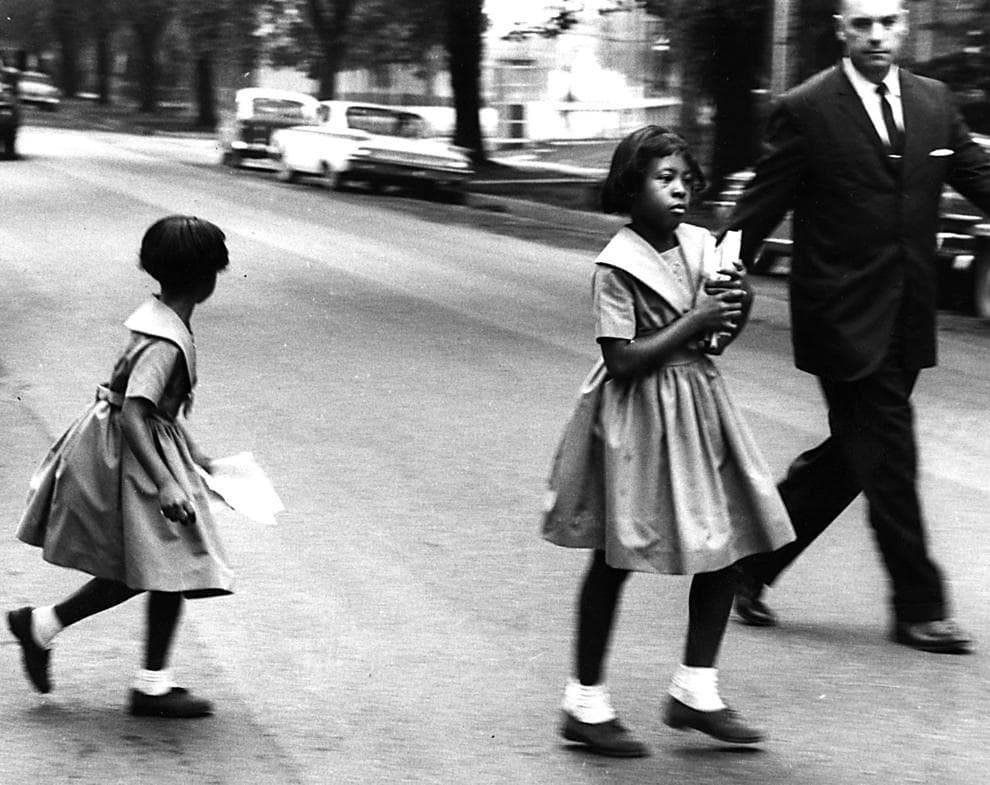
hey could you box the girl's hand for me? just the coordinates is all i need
[693,287,745,334]
[159,479,196,526]
[704,265,746,294]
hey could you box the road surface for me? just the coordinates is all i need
[1,125,988,784]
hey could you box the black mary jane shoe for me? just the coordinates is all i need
[7,606,52,693]
[129,687,214,718]
[560,711,650,757]
[734,573,777,627]
[663,696,766,744]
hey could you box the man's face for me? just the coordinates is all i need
[835,0,909,82]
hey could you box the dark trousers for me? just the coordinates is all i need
[744,342,946,623]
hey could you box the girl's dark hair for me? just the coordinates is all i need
[139,215,229,291]
[600,125,707,215]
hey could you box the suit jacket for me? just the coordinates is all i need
[729,64,990,380]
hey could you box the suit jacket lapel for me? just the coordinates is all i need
[832,67,887,158]
[899,71,934,168]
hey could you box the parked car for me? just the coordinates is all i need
[710,133,990,320]
[218,88,320,167]
[270,101,473,200]
[17,70,60,111]
[0,67,19,158]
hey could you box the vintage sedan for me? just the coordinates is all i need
[710,133,990,320]
[270,101,473,199]
[17,71,60,111]
[218,88,320,167]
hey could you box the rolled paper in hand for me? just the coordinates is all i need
[706,230,742,351]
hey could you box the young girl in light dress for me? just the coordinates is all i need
[542,127,795,756]
[7,215,233,718]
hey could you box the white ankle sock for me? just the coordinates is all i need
[562,678,617,724]
[668,665,726,712]
[133,668,174,697]
[31,606,63,649]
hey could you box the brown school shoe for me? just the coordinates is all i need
[663,696,766,744]
[7,606,52,693]
[560,711,650,757]
[129,687,214,718]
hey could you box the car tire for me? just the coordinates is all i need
[221,150,242,168]
[439,187,467,206]
[973,249,990,321]
[323,164,347,191]
[276,154,297,184]
[2,130,16,159]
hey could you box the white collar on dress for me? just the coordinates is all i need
[594,224,715,313]
[123,297,197,387]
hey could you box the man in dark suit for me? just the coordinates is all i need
[727,0,990,653]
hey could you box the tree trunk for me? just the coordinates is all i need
[51,0,80,98]
[707,5,771,190]
[95,30,113,105]
[134,24,160,113]
[318,52,341,99]
[446,0,486,163]
[195,55,217,129]
[307,0,355,99]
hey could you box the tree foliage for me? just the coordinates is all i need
[259,0,487,159]
[259,0,361,96]
[652,0,772,188]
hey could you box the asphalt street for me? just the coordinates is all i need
[1,124,989,785]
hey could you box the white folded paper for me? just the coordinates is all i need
[705,230,743,350]
[714,230,742,274]
[197,452,284,525]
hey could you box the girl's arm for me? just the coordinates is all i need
[600,286,744,379]
[121,398,197,525]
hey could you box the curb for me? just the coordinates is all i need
[465,191,625,237]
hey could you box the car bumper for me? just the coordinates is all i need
[230,141,275,159]
[347,159,471,186]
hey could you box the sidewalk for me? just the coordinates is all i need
[471,139,718,235]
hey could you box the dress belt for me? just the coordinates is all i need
[95,385,124,407]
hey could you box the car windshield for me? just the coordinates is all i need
[345,106,425,138]
[251,98,309,120]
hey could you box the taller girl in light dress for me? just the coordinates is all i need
[7,215,233,719]
[542,127,795,756]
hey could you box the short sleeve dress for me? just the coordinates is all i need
[542,224,794,575]
[16,298,233,597]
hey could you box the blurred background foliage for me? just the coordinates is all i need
[1,0,986,173]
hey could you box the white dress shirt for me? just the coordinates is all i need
[842,57,904,147]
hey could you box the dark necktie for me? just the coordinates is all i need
[876,83,904,157]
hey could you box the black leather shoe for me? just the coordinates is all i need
[7,607,52,693]
[129,687,213,718]
[893,619,973,654]
[560,711,650,757]
[663,696,766,744]
[734,575,777,627]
